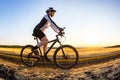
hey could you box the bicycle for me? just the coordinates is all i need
[20,28,79,69]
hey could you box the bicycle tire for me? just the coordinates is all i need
[53,45,79,69]
[20,45,39,67]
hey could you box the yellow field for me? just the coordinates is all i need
[0,47,120,56]
[0,48,21,53]
[77,47,120,56]
[0,47,56,55]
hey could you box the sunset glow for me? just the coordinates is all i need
[86,38,100,46]
[0,0,120,47]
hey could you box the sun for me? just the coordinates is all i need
[86,38,99,44]
[85,36,101,46]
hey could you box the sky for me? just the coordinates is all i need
[0,0,120,47]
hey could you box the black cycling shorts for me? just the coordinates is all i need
[33,29,45,40]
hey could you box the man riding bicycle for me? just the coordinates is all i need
[32,7,63,61]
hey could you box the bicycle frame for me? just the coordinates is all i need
[34,35,62,56]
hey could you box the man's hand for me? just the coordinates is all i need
[58,27,65,36]
[59,28,64,31]
[59,31,65,36]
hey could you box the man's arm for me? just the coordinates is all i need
[44,14,61,33]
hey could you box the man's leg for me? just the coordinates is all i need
[38,36,48,56]
[38,36,48,53]
[39,37,51,61]
[33,36,51,61]
[32,36,48,55]
[43,43,48,54]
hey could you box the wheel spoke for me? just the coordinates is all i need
[54,45,79,69]
[20,45,39,67]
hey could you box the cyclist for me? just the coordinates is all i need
[32,7,63,61]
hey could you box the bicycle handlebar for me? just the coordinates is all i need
[58,27,65,36]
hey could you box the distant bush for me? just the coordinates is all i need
[0,45,23,48]
[105,45,120,48]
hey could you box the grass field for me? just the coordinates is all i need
[0,47,120,63]
[0,47,120,56]
[1,47,120,79]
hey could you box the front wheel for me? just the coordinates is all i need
[20,45,39,67]
[53,45,79,69]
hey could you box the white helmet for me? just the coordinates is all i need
[46,7,56,13]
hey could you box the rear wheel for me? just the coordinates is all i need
[53,45,79,69]
[20,45,39,67]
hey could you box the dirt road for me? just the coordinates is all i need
[0,48,120,79]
